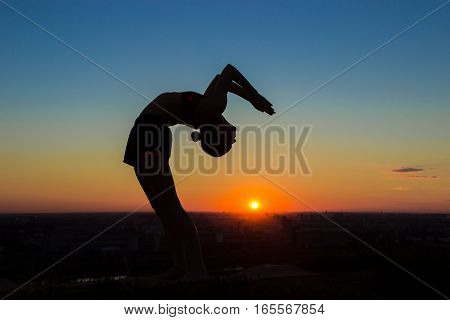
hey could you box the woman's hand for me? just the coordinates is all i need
[251,93,275,115]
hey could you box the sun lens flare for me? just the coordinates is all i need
[249,200,260,210]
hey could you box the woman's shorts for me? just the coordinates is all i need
[123,114,171,175]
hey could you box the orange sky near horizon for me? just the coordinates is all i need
[1,124,449,214]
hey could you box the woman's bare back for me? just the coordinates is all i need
[139,92,186,126]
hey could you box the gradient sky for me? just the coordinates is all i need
[1,0,450,213]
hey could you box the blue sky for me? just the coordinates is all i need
[1,0,450,212]
[2,1,449,118]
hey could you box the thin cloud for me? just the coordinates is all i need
[389,166,437,180]
[411,175,438,179]
[392,167,424,173]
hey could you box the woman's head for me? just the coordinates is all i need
[191,116,236,157]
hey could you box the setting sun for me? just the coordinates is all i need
[249,200,260,210]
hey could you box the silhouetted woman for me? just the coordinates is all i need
[123,64,274,280]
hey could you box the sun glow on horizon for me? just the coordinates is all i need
[249,200,260,211]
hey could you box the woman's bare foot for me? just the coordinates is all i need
[151,266,187,280]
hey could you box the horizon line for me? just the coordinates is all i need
[0,210,449,215]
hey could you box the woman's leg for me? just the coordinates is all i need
[201,64,272,116]
[135,164,188,279]
[134,120,192,279]
[137,169,208,279]
[205,73,256,103]
[213,64,259,99]
[203,74,221,97]
[197,66,260,119]
[179,212,208,278]
[134,124,207,279]
[140,164,207,278]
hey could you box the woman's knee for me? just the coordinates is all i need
[222,64,234,76]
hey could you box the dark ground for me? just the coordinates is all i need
[0,212,449,299]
